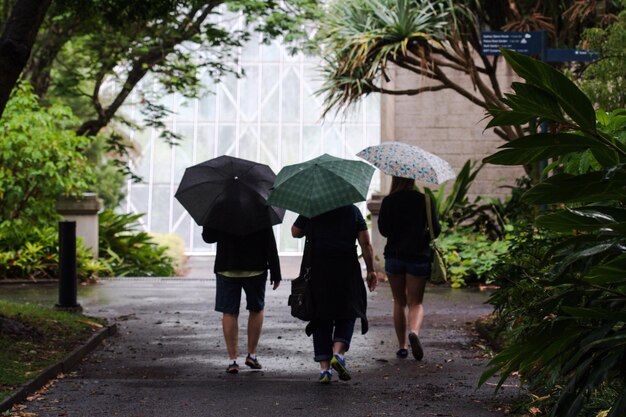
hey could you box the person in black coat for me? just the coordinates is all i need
[202,226,281,374]
[378,176,441,361]
[291,205,378,384]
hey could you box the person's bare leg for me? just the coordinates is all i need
[247,309,264,356]
[406,275,427,335]
[320,359,331,370]
[387,272,408,349]
[332,341,348,355]
[222,313,239,361]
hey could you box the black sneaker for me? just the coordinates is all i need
[226,362,239,374]
[396,348,409,358]
[245,354,262,369]
[408,332,424,361]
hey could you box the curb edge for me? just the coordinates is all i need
[0,322,118,413]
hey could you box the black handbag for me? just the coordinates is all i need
[288,237,315,321]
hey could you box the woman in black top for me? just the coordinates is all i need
[378,176,441,361]
[292,205,378,384]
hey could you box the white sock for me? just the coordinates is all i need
[335,353,344,361]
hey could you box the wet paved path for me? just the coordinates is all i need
[1,257,519,416]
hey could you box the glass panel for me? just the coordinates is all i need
[260,125,279,172]
[218,75,238,122]
[129,184,149,219]
[323,125,342,157]
[153,129,173,183]
[303,126,322,160]
[240,65,259,122]
[261,67,279,122]
[177,94,196,121]
[241,33,260,62]
[196,124,215,163]
[366,93,381,124]
[281,68,300,123]
[280,211,300,252]
[150,185,171,233]
[262,40,281,62]
[133,129,152,180]
[281,126,300,165]
[218,125,236,156]
[239,125,258,161]
[198,92,217,122]
[344,126,364,158]
[171,209,190,247]
[174,124,194,183]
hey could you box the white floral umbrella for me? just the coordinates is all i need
[357,141,456,184]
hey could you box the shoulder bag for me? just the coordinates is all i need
[288,235,315,321]
[425,194,448,283]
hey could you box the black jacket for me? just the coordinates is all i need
[378,189,441,261]
[202,227,281,283]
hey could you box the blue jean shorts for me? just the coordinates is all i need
[385,257,431,278]
[215,272,267,314]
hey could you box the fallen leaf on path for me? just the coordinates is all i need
[78,320,103,328]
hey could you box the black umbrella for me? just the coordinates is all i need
[175,155,285,235]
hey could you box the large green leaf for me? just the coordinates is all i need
[522,168,626,204]
[561,306,626,322]
[584,254,626,284]
[502,49,596,131]
[536,207,626,233]
[484,133,605,166]
[486,82,566,128]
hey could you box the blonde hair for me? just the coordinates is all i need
[389,176,415,194]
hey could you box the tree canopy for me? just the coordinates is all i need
[315,0,623,142]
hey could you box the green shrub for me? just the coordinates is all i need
[437,228,510,288]
[98,210,176,277]
[480,49,626,417]
[0,84,95,234]
[0,226,110,281]
[150,232,187,275]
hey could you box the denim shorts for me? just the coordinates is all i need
[385,257,431,278]
[215,272,267,314]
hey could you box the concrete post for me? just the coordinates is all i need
[56,193,101,258]
[366,193,386,272]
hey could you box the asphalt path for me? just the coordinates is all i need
[3,257,520,417]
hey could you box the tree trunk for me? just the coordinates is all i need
[0,0,51,118]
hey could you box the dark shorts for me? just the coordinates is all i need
[215,272,267,314]
[385,257,431,278]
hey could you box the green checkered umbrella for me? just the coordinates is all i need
[267,154,375,218]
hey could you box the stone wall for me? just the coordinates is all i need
[379,61,525,200]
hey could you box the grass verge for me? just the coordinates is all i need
[0,300,105,402]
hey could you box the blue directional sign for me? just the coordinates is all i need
[545,48,599,62]
[481,31,545,56]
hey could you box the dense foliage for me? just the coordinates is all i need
[98,210,176,277]
[0,84,95,231]
[480,49,626,417]
[578,1,626,110]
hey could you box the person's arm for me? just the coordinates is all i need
[291,224,305,238]
[267,228,281,290]
[357,230,378,292]
[429,196,442,238]
[291,215,307,238]
[377,197,390,237]
[202,226,220,243]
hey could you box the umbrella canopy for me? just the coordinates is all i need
[357,141,456,184]
[267,153,375,218]
[175,155,285,235]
